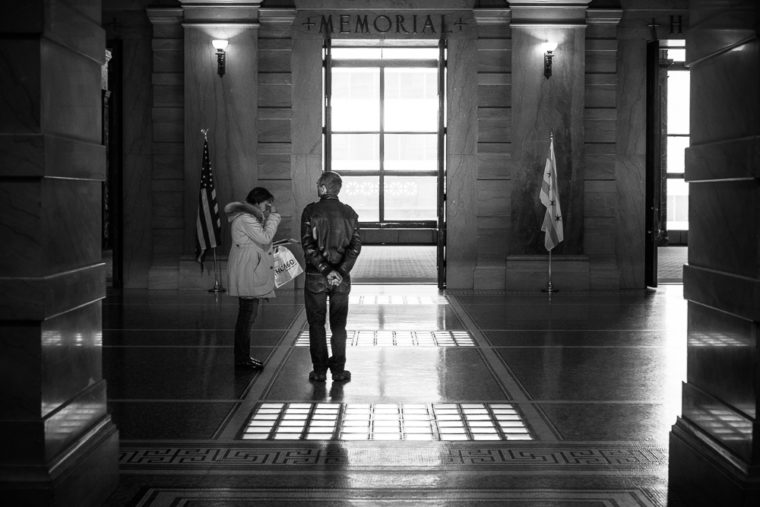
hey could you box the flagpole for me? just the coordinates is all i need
[543,248,556,294]
[208,247,226,293]
[196,128,225,293]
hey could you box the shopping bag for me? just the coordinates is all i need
[273,246,304,288]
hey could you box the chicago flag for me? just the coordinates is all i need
[539,137,564,251]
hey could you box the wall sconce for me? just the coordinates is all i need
[212,39,228,77]
[542,41,557,79]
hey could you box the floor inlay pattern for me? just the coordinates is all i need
[129,487,659,506]
[295,330,475,347]
[119,444,666,469]
[241,402,532,441]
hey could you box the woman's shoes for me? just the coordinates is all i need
[235,357,264,370]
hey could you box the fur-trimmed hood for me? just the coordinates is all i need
[224,201,264,223]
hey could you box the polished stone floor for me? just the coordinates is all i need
[102,283,686,506]
[657,246,687,284]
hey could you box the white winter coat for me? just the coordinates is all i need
[224,201,281,297]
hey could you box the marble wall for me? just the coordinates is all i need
[511,25,585,256]
[183,11,260,258]
[130,0,700,291]
[668,0,759,504]
[0,1,119,504]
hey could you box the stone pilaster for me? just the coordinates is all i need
[259,7,298,271]
[472,7,511,290]
[147,7,184,289]
[0,1,119,504]
[669,0,760,504]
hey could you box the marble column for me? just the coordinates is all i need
[181,0,262,287]
[668,0,760,505]
[0,1,119,504]
[613,9,651,290]
[446,35,479,289]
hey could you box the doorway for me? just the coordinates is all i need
[646,39,689,286]
[323,40,446,287]
[103,41,123,289]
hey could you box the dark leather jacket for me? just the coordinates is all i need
[301,194,361,277]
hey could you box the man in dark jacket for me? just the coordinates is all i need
[301,171,362,382]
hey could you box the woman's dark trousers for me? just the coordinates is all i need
[234,297,260,363]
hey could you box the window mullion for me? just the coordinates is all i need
[379,64,385,224]
[324,39,332,173]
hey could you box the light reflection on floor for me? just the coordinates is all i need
[242,402,532,441]
[660,284,688,439]
[295,329,475,347]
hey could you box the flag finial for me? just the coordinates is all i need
[200,128,209,140]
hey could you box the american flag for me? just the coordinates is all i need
[195,136,222,268]
[539,136,564,251]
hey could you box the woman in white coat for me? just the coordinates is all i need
[224,187,281,370]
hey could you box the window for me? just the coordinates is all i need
[663,40,689,233]
[324,40,445,226]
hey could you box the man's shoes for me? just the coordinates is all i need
[235,357,264,370]
[308,370,327,382]
[331,370,351,382]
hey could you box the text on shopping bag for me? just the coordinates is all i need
[273,246,304,288]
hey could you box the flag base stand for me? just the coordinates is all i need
[208,247,226,293]
[541,280,558,294]
[541,250,557,294]
[208,279,226,293]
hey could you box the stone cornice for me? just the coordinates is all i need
[146,7,184,24]
[474,8,511,25]
[180,0,263,5]
[586,9,622,25]
[509,0,592,25]
[180,0,262,24]
[507,0,591,5]
[259,8,297,23]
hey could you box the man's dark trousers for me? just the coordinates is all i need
[304,272,350,375]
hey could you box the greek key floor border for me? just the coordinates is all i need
[120,443,667,471]
[132,487,660,507]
